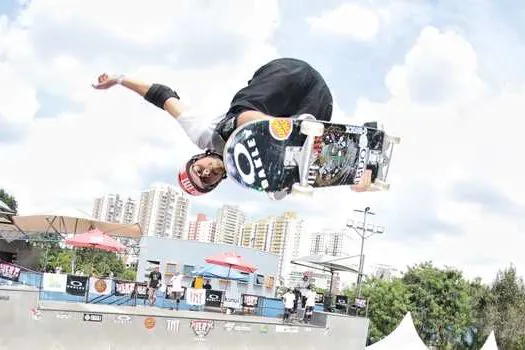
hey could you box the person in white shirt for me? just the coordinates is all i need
[169,273,184,311]
[92,59,375,197]
[282,288,296,323]
[303,285,317,324]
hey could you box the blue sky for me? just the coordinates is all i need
[1,0,525,282]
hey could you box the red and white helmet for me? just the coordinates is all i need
[178,151,226,196]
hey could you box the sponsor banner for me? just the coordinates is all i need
[66,275,88,296]
[165,286,186,300]
[89,278,112,295]
[335,295,348,308]
[0,262,21,282]
[83,313,103,322]
[114,281,135,296]
[354,297,367,309]
[242,294,259,308]
[186,288,206,306]
[205,290,222,308]
[42,273,67,292]
[223,291,241,309]
[315,293,324,304]
[135,283,148,299]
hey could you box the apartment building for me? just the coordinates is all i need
[214,205,245,245]
[136,183,190,239]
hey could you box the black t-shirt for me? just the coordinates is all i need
[212,58,333,153]
[148,271,162,288]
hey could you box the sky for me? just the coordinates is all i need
[1,0,524,284]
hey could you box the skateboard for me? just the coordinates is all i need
[222,114,400,199]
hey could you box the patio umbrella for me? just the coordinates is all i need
[205,251,257,273]
[65,228,126,253]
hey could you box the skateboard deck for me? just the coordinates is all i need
[222,117,399,198]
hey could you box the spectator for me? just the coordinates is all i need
[191,275,204,289]
[203,280,212,290]
[303,284,317,324]
[299,275,310,308]
[282,288,295,323]
[147,266,162,306]
[169,272,184,311]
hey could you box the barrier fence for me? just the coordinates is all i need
[0,261,302,318]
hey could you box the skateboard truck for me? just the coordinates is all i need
[291,115,325,196]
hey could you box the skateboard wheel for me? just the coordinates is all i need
[291,183,314,196]
[385,135,401,144]
[300,120,324,137]
[371,180,391,191]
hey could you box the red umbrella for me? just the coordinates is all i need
[205,252,257,273]
[65,228,125,253]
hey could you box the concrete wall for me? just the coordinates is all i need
[0,286,370,350]
[136,236,280,298]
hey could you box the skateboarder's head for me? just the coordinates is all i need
[178,150,226,196]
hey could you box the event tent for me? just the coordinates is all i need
[366,312,429,350]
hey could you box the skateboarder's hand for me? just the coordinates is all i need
[351,170,373,192]
[92,73,121,89]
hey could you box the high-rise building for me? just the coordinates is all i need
[121,197,139,224]
[305,228,355,292]
[240,212,304,287]
[214,205,245,245]
[137,183,190,239]
[92,194,125,223]
[188,213,216,243]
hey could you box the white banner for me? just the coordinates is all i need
[185,288,206,306]
[42,273,67,292]
[88,278,112,295]
[223,290,241,309]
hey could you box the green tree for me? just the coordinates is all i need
[482,265,525,350]
[40,246,136,280]
[402,262,473,349]
[0,188,18,213]
[351,276,411,344]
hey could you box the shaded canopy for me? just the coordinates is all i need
[291,254,360,274]
[12,207,143,238]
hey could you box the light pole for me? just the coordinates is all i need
[346,207,385,298]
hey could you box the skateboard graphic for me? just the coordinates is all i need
[222,114,400,199]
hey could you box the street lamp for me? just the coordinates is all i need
[346,207,385,298]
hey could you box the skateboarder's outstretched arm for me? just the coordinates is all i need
[92,74,185,121]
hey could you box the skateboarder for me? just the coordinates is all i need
[93,58,373,196]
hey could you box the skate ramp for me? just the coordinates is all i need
[0,287,369,350]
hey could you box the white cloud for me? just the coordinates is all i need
[306,3,380,41]
[0,0,280,213]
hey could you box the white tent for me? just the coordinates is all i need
[479,331,499,350]
[366,312,429,350]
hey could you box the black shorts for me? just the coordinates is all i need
[214,58,333,144]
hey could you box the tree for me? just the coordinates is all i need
[0,188,18,214]
[353,276,411,344]
[402,262,473,349]
[482,265,525,350]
